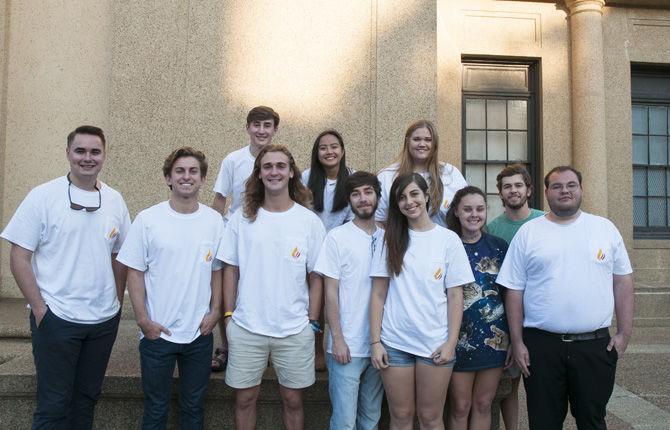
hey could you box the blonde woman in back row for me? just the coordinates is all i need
[375,120,468,227]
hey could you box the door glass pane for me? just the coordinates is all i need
[649,136,668,165]
[487,131,506,160]
[633,135,648,164]
[633,168,646,196]
[633,197,647,227]
[508,131,527,161]
[649,106,668,135]
[486,164,501,193]
[648,169,666,196]
[649,197,666,226]
[466,99,486,129]
[465,164,485,190]
[487,100,506,129]
[466,131,486,160]
[632,105,648,134]
[507,100,527,130]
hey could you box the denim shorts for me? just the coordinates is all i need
[383,342,456,368]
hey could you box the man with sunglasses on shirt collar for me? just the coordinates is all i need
[1,125,131,429]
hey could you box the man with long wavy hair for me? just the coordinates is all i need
[217,145,326,430]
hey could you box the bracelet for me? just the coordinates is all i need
[309,319,323,334]
[370,340,381,345]
[223,311,233,319]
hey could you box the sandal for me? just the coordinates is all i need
[211,347,227,373]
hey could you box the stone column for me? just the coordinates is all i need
[565,0,608,215]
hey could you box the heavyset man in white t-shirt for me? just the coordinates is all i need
[497,166,634,430]
[314,171,385,430]
[217,145,326,430]
[210,105,280,372]
[1,125,131,429]
[117,147,225,428]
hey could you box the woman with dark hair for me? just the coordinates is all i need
[375,120,467,227]
[369,173,472,429]
[302,129,354,231]
[444,186,509,430]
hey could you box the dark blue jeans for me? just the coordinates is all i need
[139,334,213,430]
[29,307,121,430]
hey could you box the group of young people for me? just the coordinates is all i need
[2,105,634,430]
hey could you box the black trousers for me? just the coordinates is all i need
[29,308,121,430]
[522,327,618,430]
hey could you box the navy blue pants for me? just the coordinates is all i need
[29,307,120,430]
[522,328,618,430]
[139,334,213,430]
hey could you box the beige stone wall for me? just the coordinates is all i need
[1,0,113,296]
[603,6,670,285]
[437,0,571,199]
[1,0,669,296]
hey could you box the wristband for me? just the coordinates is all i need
[309,319,323,334]
[223,311,233,319]
[370,340,381,346]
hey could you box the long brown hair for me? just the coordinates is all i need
[384,173,430,276]
[396,120,445,217]
[243,144,312,222]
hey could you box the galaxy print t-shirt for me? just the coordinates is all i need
[454,232,509,372]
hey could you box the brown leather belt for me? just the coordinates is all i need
[530,327,610,342]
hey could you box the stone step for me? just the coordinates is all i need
[0,319,331,429]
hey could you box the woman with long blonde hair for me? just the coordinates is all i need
[375,120,467,227]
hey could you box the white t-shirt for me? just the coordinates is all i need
[116,202,225,344]
[217,203,326,338]
[369,225,474,357]
[301,169,354,232]
[213,145,255,218]
[1,176,130,324]
[375,163,467,227]
[496,212,633,333]
[314,222,384,357]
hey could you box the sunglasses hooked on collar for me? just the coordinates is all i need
[67,173,101,212]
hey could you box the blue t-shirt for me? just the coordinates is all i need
[454,233,509,372]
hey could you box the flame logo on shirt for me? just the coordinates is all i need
[108,227,118,239]
[596,249,605,261]
[443,198,449,209]
[434,268,443,280]
[204,249,213,263]
[291,246,301,259]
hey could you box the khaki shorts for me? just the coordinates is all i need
[225,320,315,389]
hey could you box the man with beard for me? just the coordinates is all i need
[487,164,544,245]
[486,164,543,430]
[314,171,385,429]
[497,166,634,430]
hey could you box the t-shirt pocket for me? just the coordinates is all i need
[104,216,121,251]
[588,239,613,271]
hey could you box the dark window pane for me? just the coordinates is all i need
[633,197,647,227]
[633,168,646,196]
[649,106,668,135]
[632,105,648,134]
[487,131,506,160]
[466,99,485,129]
[466,131,486,160]
[507,100,527,130]
[633,135,648,164]
[649,197,666,226]
[487,100,506,129]
[649,136,668,165]
[648,169,666,196]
